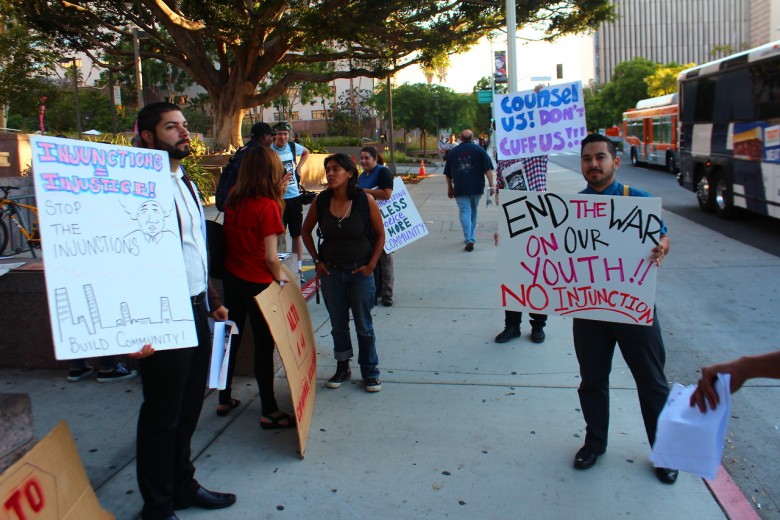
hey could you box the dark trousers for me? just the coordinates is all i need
[136,299,211,520]
[504,310,547,329]
[573,309,669,452]
[220,271,277,415]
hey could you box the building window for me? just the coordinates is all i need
[312,110,332,120]
[274,112,300,121]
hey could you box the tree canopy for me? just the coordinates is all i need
[12,0,614,148]
[645,62,694,97]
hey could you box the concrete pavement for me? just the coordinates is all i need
[1,161,736,519]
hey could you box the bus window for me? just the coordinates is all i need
[753,62,780,120]
[713,68,753,121]
[680,81,697,123]
[694,77,716,122]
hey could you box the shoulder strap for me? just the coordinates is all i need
[315,189,332,239]
[289,141,298,165]
[623,184,630,196]
[358,190,374,243]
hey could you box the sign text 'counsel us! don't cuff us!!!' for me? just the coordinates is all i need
[493,81,588,160]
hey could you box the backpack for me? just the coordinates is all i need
[315,189,374,245]
[214,140,298,211]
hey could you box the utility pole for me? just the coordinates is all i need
[71,58,83,139]
[386,75,396,175]
[506,0,518,92]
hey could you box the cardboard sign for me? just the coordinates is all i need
[29,136,196,360]
[255,266,316,457]
[493,82,587,159]
[0,421,114,519]
[497,190,662,325]
[377,177,429,253]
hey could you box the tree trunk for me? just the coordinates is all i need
[211,86,248,151]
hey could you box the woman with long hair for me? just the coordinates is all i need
[218,146,294,429]
[302,153,385,392]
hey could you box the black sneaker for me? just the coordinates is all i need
[325,362,351,388]
[67,365,94,382]
[494,326,521,343]
[364,378,382,392]
[531,326,546,343]
[382,295,393,307]
[96,362,139,383]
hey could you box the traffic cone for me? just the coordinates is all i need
[418,159,427,177]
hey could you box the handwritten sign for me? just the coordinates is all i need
[496,190,662,325]
[29,135,196,360]
[255,265,317,458]
[377,177,428,253]
[494,81,587,160]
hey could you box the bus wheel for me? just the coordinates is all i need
[696,173,716,212]
[714,172,736,219]
[630,148,639,167]
[666,153,677,174]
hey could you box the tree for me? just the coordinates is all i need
[582,80,614,131]
[374,83,468,149]
[645,62,694,97]
[328,87,373,137]
[12,0,614,149]
[472,76,507,134]
[592,57,659,125]
[0,3,60,127]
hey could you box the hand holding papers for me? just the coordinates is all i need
[650,373,731,480]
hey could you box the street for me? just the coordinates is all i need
[551,153,780,519]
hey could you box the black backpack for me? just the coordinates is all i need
[214,140,298,211]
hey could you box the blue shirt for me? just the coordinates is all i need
[443,142,494,197]
[272,142,306,199]
[580,180,668,235]
[357,165,393,190]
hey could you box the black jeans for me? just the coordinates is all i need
[573,309,669,452]
[504,310,547,329]
[220,270,277,415]
[136,299,211,520]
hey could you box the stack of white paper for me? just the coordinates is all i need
[650,373,731,480]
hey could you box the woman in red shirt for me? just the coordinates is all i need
[218,146,293,429]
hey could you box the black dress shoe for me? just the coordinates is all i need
[495,326,521,343]
[173,486,237,510]
[573,445,605,470]
[655,467,679,484]
[530,326,546,343]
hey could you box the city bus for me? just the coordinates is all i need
[677,40,780,219]
[622,93,679,172]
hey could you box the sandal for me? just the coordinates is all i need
[216,398,241,417]
[260,411,297,430]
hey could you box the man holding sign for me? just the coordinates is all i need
[132,102,236,519]
[572,134,678,485]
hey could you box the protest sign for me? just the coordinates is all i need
[377,177,428,253]
[496,190,662,325]
[29,135,196,360]
[0,421,114,519]
[255,266,316,457]
[493,81,587,160]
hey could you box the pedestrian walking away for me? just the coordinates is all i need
[131,101,236,520]
[571,133,678,485]
[444,129,494,251]
[302,153,386,393]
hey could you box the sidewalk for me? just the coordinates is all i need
[1,162,729,519]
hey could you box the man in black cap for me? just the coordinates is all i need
[214,122,276,211]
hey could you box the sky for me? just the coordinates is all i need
[396,30,596,94]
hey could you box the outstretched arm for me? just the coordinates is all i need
[690,350,780,412]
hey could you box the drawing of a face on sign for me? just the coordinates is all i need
[124,200,177,248]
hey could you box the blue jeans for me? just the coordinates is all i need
[320,268,379,379]
[455,194,481,244]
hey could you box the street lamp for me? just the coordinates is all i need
[434,92,440,166]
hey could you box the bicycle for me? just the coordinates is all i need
[0,185,41,257]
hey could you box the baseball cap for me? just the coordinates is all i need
[250,122,275,139]
[273,121,293,133]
